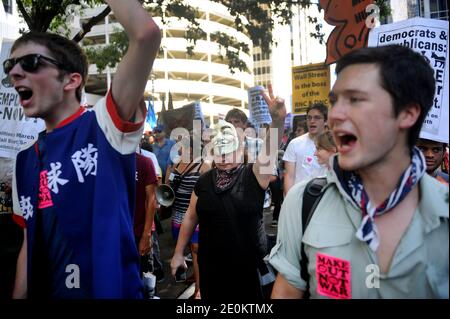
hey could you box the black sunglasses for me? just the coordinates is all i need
[3,54,65,75]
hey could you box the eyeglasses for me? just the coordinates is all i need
[307,115,324,121]
[3,54,65,75]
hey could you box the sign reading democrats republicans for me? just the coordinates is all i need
[292,63,330,115]
[368,17,449,143]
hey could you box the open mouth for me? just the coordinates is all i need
[336,132,357,152]
[16,87,33,102]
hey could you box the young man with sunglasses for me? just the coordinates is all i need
[269,45,448,299]
[7,0,161,298]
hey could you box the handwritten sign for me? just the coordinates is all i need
[292,63,330,115]
[368,17,449,143]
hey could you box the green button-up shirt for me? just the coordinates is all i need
[269,169,449,299]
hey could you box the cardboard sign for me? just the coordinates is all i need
[292,63,330,115]
[320,0,375,65]
[0,41,45,158]
[248,86,272,126]
[160,102,195,134]
[368,17,449,143]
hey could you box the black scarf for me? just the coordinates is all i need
[215,164,243,192]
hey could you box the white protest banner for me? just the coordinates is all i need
[0,40,45,158]
[368,17,449,143]
[248,86,272,126]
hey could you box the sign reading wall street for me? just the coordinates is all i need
[368,17,449,143]
[0,40,45,158]
[292,63,330,115]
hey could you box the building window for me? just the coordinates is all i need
[419,0,448,20]
[409,0,421,18]
[430,0,448,19]
[2,0,12,14]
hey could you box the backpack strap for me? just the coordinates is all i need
[300,177,328,298]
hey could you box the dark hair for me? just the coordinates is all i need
[306,103,328,121]
[417,138,448,150]
[140,137,153,152]
[336,45,435,149]
[11,32,89,102]
[225,108,248,124]
[295,120,308,133]
[183,132,203,161]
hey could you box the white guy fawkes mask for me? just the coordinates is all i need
[211,120,239,156]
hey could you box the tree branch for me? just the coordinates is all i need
[72,6,112,42]
[16,0,34,30]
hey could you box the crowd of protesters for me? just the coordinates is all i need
[0,0,448,301]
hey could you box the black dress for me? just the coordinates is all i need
[194,164,266,300]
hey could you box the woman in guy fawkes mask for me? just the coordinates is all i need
[170,87,286,301]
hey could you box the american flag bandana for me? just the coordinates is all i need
[333,147,426,251]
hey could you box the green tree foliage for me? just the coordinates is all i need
[15,0,390,73]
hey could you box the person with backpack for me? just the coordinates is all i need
[269,45,448,299]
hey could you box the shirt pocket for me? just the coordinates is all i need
[302,223,353,248]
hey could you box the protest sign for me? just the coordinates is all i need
[368,17,449,143]
[284,113,293,129]
[0,41,45,158]
[248,86,272,126]
[160,102,195,134]
[320,0,375,65]
[292,63,330,115]
[193,100,206,128]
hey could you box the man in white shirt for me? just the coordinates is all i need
[283,103,328,196]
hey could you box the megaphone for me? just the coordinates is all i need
[156,184,175,207]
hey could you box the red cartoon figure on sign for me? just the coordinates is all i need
[320,0,375,65]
